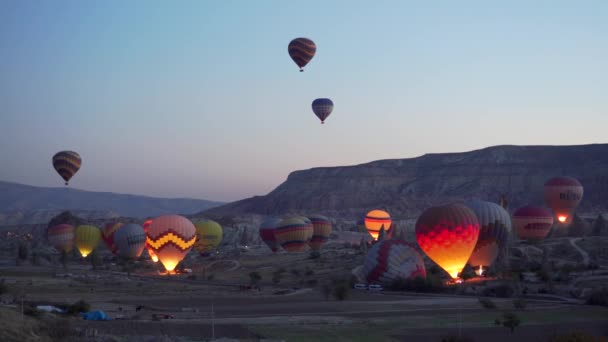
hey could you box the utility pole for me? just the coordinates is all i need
[211,302,215,340]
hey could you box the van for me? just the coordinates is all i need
[368,284,383,292]
[354,283,368,290]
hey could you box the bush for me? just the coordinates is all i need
[305,267,314,276]
[502,312,520,333]
[440,334,476,342]
[272,272,282,284]
[478,298,497,309]
[482,284,515,298]
[249,272,262,286]
[0,281,8,295]
[42,318,72,340]
[18,242,29,261]
[586,288,608,307]
[24,306,44,318]
[67,299,90,315]
[332,284,350,301]
[512,298,527,310]
[308,251,321,259]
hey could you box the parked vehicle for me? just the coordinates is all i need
[354,283,368,290]
[368,284,384,292]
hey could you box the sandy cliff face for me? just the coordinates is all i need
[206,144,608,218]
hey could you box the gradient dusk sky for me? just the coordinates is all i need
[1,1,606,202]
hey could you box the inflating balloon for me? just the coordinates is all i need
[512,206,554,241]
[102,222,123,255]
[308,214,332,251]
[52,151,81,185]
[47,224,75,253]
[311,98,333,124]
[415,204,480,279]
[275,217,313,252]
[259,217,281,252]
[288,38,316,71]
[114,223,146,259]
[194,219,223,255]
[364,210,392,241]
[142,219,158,262]
[364,240,426,285]
[465,200,511,272]
[75,225,101,257]
[544,176,583,224]
[146,215,196,272]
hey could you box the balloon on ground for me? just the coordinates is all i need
[364,240,426,286]
[275,217,313,252]
[194,219,223,255]
[364,210,392,241]
[512,205,554,241]
[259,217,282,252]
[114,223,147,259]
[465,200,512,272]
[75,225,101,257]
[544,176,583,224]
[146,215,196,272]
[102,222,123,255]
[47,224,75,253]
[308,214,332,251]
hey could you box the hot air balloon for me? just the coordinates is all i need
[259,217,281,252]
[465,200,512,274]
[364,240,427,286]
[102,222,123,254]
[288,37,316,72]
[142,219,158,262]
[415,204,480,279]
[114,223,146,259]
[194,219,223,255]
[52,151,81,185]
[275,217,313,252]
[364,210,392,241]
[544,176,584,224]
[512,206,554,241]
[47,224,75,253]
[298,216,314,243]
[74,225,101,257]
[308,214,332,250]
[311,98,333,124]
[146,215,196,272]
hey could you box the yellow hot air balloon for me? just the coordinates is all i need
[275,217,313,252]
[308,214,332,251]
[365,210,392,240]
[75,225,101,257]
[146,215,196,272]
[194,219,223,255]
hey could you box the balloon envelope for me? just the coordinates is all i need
[52,151,81,185]
[146,215,196,272]
[194,220,223,255]
[364,240,426,286]
[308,214,332,251]
[311,98,333,124]
[275,217,313,252]
[142,219,158,261]
[259,217,282,252]
[114,223,146,259]
[364,210,392,240]
[465,200,512,268]
[513,206,554,241]
[102,222,123,254]
[75,225,101,257]
[544,176,583,224]
[48,224,75,253]
[415,204,480,279]
[288,37,316,71]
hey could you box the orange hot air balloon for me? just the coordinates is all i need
[146,215,196,272]
[512,206,554,241]
[102,222,123,255]
[308,214,332,251]
[364,210,392,240]
[544,176,583,224]
[275,217,313,252]
[415,204,480,279]
[142,219,158,262]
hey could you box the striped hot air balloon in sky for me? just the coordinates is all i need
[146,215,196,272]
[275,217,313,252]
[364,240,426,286]
[311,98,334,124]
[52,151,81,185]
[416,204,480,279]
[364,210,392,241]
[142,219,158,261]
[544,176,584,224]
[48,224,75,253]
[465,200,512,270]
[194,219,223,255]
[115,223,147,259]
[75,225,101,257]
[259,217,281,252]
[102,222,123,255]
[288,37,316,71]
[513,206,554,241]
[308,214,332,251]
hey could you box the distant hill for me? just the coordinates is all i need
[0,181,223,224]
[204,144,608,219]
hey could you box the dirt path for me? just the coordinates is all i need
[570,237,590,266]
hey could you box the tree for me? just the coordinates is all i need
[592,214,606,236]
[17,242,29,264]
[359,238,368,254]
[568,214,587,237]
[249,271,261,286]
[502,312,521,333]
[60,250,69,270]
[90,250,102,270]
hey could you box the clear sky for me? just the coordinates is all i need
[1,1,606,202]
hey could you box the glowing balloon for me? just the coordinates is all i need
[52,151,81,185]
[311,98,333,124]
[259,217,281,252]
[75,225,101,257]
[142,219,158,262]
[415,204,480,279]
[465,200,512,270]
[275,217,313,252]
[544,176,583,224]
[308,214,332,250]
[102,222,123,255]
[194,219,223,255]
[512,206,554,241]
[364,240,426,285]
[288,37,316,71]
[364,210,392,240]
[114,223,146,259]
[146,215,196,272]
[47,224,75,253]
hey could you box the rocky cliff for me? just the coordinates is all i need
[205,144,608,219]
